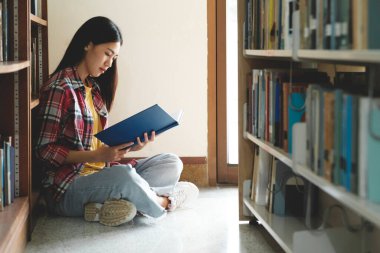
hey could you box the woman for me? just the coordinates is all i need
[34,16,198,226]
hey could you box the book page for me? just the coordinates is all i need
[170,110,183,123]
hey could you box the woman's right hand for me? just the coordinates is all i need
[94,143,134,162]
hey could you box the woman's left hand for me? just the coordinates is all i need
[130,131,155,151]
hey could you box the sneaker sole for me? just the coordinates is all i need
[85,199,137,227]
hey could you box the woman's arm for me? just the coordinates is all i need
[65,142,133,163]
[34,85,71,168]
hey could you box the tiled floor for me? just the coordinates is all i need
[26,186,283,253]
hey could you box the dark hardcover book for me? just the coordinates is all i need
[368,0,380,49]
[95,104,182,147]
[273,160,305,217]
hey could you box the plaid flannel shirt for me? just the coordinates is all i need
[34,67,108,201]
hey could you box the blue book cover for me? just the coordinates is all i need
[333,89,343,185]
[367,99,380,203]
[9,145,15,202]
[95,104,182,147]
[344,95,353,192]
[288,88,306,153]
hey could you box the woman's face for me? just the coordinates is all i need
[82,41,121,77]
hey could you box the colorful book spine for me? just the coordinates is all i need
[287,84,307,154]
[333,89,343,185]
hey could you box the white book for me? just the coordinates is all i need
[254,148,271,206]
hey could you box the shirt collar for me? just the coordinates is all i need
[70,67,101,92]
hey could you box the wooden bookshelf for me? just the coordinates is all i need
[244,49,292,59]
[0,61,30,74]
[30,0,49,237]
[0,197,29,253]
[297,50,380,64]
[246,131,380,229]
[31,98,39,109]
[0,0,48,252]
[30,14,47,27]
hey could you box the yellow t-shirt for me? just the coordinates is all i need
[80,85,106,176]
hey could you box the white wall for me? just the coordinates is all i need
[48,0,208,157]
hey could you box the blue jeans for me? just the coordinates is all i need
[55,153,183,218]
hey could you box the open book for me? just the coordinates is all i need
[95,104,183,146]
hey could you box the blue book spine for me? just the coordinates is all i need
[333,90,343,185]
[288,92,306,154]
[10,145,15,202]
[345,95,353,192]
[340,95,347,187]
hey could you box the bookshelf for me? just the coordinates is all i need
[0,0,48,252]
[238,0,380,252]
[247,132,380,228]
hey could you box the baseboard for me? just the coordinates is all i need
[121,156,209,187]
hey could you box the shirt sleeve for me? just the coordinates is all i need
[34,85,71,169]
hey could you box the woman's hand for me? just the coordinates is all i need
[94,142,134,162]
[130,131,155,152]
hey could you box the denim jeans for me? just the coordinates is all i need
[54,153,183,218]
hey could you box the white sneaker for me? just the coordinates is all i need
[84,199,137,226]
[168,182,199,211]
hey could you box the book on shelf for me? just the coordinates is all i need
[367,98,380,203]
[254,148,272,206]
[31,0,43,18]
[95,104,183,147]
[333,89,343,185]
[367,0,380,49]
[0,148,3,210]
[323,91,335,181]
[0,135,15,209]
[250,148,260,201]
[292,122,307,166]
[0,2,3,61]
[267,156,277,213]
[358,97,369,199]
[287,83,307,154]
[341,94,359,193]
[244,0,380,50]
[245,69,380,203]
[273,160,305,217]
[1,0,9,61]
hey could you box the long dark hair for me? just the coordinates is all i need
[53,16,123,111]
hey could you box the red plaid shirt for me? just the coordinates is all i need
[34,67,109,201]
